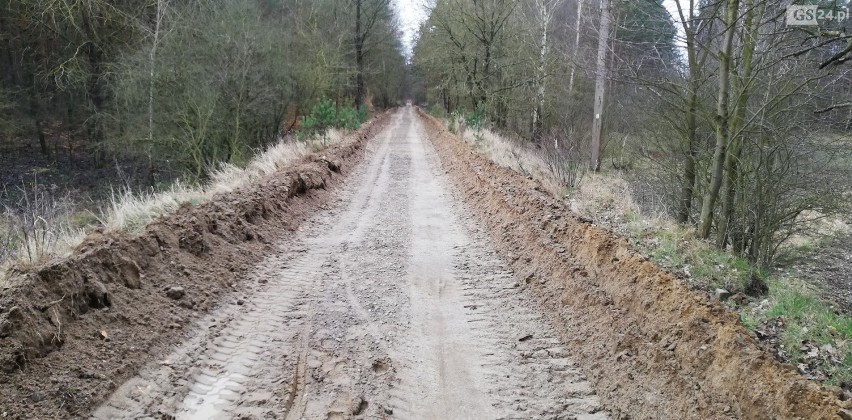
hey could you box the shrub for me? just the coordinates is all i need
[0,182,85,275]
[465,105,486,130]
[303,99,367,133]
[449,108,465,134]
[336,105,367,130]
[302,98,338,132]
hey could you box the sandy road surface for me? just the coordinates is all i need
[93,108,607,419]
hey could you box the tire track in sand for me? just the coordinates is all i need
[92,108,608,419]
[92,113,404,419]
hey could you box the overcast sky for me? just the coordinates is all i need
[392,0,431,59]
[391,0,686,58]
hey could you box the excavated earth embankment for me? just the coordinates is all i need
[418,110,850,420]
[0,113,390,417]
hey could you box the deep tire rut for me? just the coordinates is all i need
[93,108,607,419]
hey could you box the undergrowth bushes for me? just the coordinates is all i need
[302,99,368,133]
[741,278,852,386]
[1,95,361,282]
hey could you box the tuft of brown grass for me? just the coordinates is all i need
[0,184,87,283]
[458,125,586,197]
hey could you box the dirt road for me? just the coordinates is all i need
[92,108,608,419]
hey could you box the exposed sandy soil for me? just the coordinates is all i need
[92,108,607,419]
[0,113,390,418]
[2,106,848,419]
[417,109,851,419]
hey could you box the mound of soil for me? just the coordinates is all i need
[418,110,850,419]
[0,113,391,417]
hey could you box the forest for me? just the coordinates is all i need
[0,0,406,181]
[0,0,407,273]
[1,0,850,291]
[412,0,852,268]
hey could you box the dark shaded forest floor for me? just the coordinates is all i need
[1,138,178,207]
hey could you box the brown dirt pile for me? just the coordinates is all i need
[0,113,391,417]
[418,110,849,420]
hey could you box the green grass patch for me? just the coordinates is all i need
[743,278,852,386]
[630,224,765,294]
[740,310,760,331]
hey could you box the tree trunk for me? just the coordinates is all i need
[354,0,365,108]
[27,73,50,157]
[531,0,551,142]
[80,5,107,165]
[568,0,583,97]
[699,0,739,239]
[589,0,610,171]
[147,0,165,186]
[148,0,164,144]
[676,8,700,223]
[716,0,758,248]
[677,83,698,223]
[481,44,491,106]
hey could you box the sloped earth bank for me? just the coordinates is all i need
[416,109,852,419]
[3,107,843,420]
[0,113,390,417]
[92,107,608,419]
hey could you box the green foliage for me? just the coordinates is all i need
[449,108,465,134]
[1,0,404,181]
[465,105,486,130]
[740,311,760,331]
[303,99,338,132]
[336,105,368,130]
[635,226,766,295]
[303,99,368,132]
[109,0,297,179]
[743,279,852,386]
[441,105,487,135]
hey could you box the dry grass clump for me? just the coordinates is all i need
[459,126,584,196]
[462,128,543,173]
[101,130,343,233]
[102,129,344,234]
[0,130,346,283]
[209,129,343,197]
[0,184,87,282]
[456,123,639,228]
[568,172,641,225]
[100,180,204,233]
[780,210,851,254]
